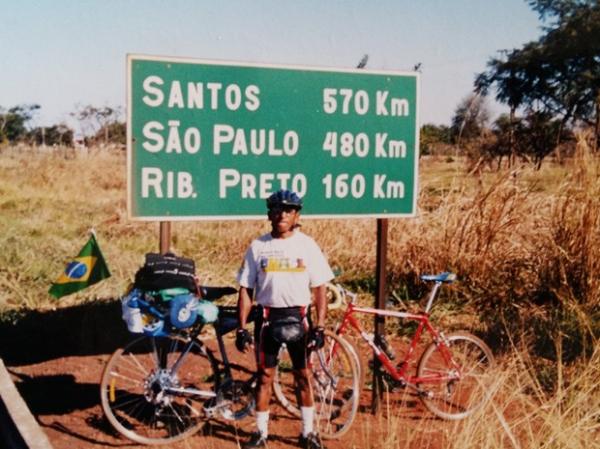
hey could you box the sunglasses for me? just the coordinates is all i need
[269,205,300,214]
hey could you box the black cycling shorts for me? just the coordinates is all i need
[254,306,310,370]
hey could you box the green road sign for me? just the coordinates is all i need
[127,55,419,220]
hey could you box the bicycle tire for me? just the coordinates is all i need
[341,335,366,391]
[217,378,256,421]
[273,331,363,417]
[100,335,219,445]
[417,331,495,420]
[273,330,357,418]
[272,330,360,439]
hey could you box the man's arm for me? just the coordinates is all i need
[311,284,327,328]
[237,286,254,329]
[236,286,255,353]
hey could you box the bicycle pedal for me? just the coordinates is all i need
[382,373,407,392]
[202,399,219,418]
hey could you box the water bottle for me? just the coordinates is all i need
[122,290,143,333]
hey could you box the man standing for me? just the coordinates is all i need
[236,189,334,449]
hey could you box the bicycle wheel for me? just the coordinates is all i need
[272,330,360,439]
[417,332,494,420]
[273,331,363,418]
[100,335,219,445]
[340,335,366,392]
[217,378,256,421]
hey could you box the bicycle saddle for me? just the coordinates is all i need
[420,272,456,283]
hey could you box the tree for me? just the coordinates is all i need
[420,124,452,155]
[519,111,573,167]
[29,124,74,146]
[71,104,123,145]
[0,104,41,143]
[94,121,126,145]
[483,111,574,169]
[450,93,490,146]
[480,114,521,168]
[476,0,600,151]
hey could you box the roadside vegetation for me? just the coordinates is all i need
[1,132,598,447]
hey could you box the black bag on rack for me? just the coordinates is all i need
[133,252,196,292]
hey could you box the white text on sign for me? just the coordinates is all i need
[322,132,407,158]
[322,88,409,116]
[142,76,261,111]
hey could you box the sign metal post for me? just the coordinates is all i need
[372,218,389,412]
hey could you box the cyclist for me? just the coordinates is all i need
[236,189,334,449]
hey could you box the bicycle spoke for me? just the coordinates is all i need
[120,352,153,377]
[313,333,359,438]
[100,336,216,444]
[417,333,494,420]
[272,331,359,438]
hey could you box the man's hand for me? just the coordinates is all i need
[307,326,325,350]
[235,328,253,353]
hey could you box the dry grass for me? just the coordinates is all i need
[0,136,599,446]
[339,341,600,449]
[1,138,598,334]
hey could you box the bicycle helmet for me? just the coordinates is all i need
[266,189,303,210]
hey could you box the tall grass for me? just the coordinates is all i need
[1,138,599,446]
[342,342,599,448]
[0,138,598,342]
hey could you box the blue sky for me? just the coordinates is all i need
[0,0,542,131]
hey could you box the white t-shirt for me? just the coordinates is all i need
[236,230,334,307]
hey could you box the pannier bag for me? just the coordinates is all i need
[134,252,196,292]
[121,288,218,335]
[121,288,166,336]
[169,294,219,328]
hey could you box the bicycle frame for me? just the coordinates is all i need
[336,284,461,390]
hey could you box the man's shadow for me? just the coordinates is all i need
[0,299,130,366]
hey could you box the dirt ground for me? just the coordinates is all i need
[1,302,451,449]
[6,346,452,449]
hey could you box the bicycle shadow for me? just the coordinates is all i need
[6,370,131,446]
[9,371,99,415]
[199,412,302,447]
[0,299,130,366]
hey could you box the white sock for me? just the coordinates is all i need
[256,411,269,437]
[300,406,315,437]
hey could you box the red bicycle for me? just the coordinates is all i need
[333,272,495,421]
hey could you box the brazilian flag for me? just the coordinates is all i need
[48,234,111,299]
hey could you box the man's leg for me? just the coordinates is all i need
[294,367,316,437]
[289,340,325,449]
[243,321,280,449]
[255,366,276,435]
